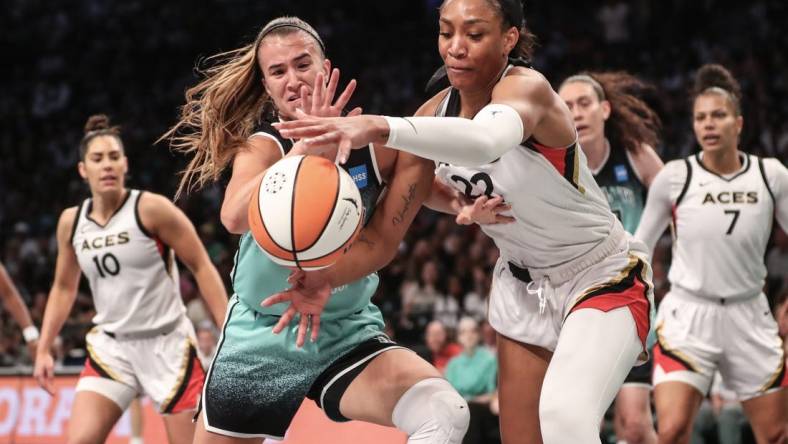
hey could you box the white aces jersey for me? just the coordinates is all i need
[636,153,788,300]
[433,86,621,269]
[70,190,185,333]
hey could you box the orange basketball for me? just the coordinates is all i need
[248,155,364,270]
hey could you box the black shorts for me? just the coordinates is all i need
[200,331,400,439]
[198,299,403,439]
[623,356,653,387]
[307,336,403,422]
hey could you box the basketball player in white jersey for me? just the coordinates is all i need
[0,261,39,358]
[559,72,663,444]
[33,115,229,444]
[274,1,654,443]
[635,64,788,444]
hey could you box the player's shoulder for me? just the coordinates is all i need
[59,205,80,226]
[657,158,690,181]
[758,156,788,195]
[649,158,692,199]
[415,87,452,117]
[760,157,787,175]
[664,158,690,172]
[500,66,551,92]
[57,205,81,242]
[137,190,171,207]
[136,191,180,222]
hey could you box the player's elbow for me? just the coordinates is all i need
[377,236,403,269]
[220,205,247,234]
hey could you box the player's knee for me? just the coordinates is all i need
[539,392,598,443]
[618,411,654,443]
[656,416,693,444]
[392,377,469,443]
[431,388,470,439]
[758,423,787,444]
[620,418,651,443]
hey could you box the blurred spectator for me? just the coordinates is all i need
[415,320,461,374]
[196,320,219,362]
[400,260,444,337]
[462,266,490,321]
[434,275,463,330]
[597,0,631,44]
[445,317,499,444]
[479,320,497,355]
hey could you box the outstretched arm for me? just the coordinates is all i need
[139,193,228,327]
[274,72,561,166]
[35,208,82,394]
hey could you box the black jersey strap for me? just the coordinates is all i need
[675,158,693,205]
[757,157,776,205]
[69,200,86,244]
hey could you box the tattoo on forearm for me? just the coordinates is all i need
[350,233,375,249]
[392,183,418,226]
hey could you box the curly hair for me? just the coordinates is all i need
[561,71,662,153]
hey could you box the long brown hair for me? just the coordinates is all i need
[160,17,324,199]
[562,71,661,153]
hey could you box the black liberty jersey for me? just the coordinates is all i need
[594,145,646,234]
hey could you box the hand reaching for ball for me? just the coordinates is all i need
[261,269,331,347]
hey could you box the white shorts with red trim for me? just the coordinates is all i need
[78,316,205,414]
[489,235,653,362]
[653,289,786,400]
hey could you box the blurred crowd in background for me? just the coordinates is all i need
[1,1,787,441]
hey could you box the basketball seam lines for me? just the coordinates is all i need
[291,157,304,269]
[294,161,341,254]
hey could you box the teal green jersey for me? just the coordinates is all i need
[594,146,646,234]
[445,347,497,400]
[232,232,379,320]
[232,119,387,320]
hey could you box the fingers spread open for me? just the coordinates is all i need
[310,315,321,342]
[334,79,357,112]
[261,291,291,307]
[325,68,340,107]
[313,72,325,110]
[495,215,517,224]
[297,314,309,348]
[272,306,296,334]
